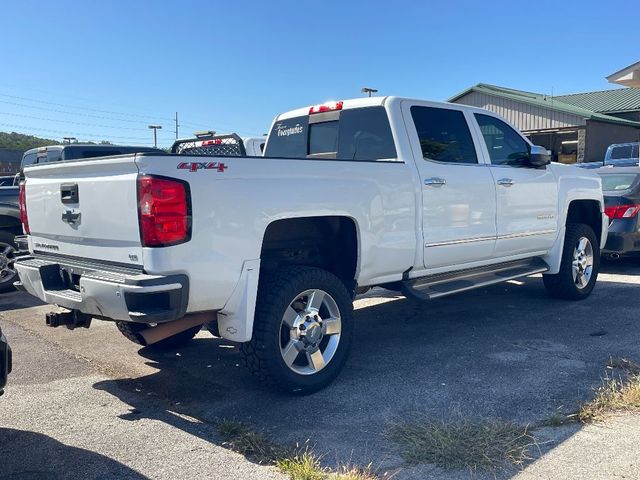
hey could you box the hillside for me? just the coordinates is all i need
[0,131,59,152]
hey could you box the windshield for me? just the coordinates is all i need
[599,173,638,191]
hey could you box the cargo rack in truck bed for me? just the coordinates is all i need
[170,132,246,156]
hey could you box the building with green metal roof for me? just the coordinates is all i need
[450,83,640,164]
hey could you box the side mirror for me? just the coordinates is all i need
[528,145,551,167]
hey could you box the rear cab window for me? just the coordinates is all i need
[264,106,397,161]
[611,145,633,160]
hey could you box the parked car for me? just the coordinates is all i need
[0,324,11,396]
[575,142,640,170]
[0,144,165,293]
[14,97,607,393]
[597,167,640,259]
[171,132,265,157]
[604,142,639,168]
[0,176,14,187]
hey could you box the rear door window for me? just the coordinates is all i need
[264,107,396,161]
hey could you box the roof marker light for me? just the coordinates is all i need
[309,101,343,115]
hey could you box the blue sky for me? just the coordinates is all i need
[1,0,637,147]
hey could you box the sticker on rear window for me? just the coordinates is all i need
[276,123,304,137]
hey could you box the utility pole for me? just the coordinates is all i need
[174,112,179,140]
[361,87,378,97]
[148,125,162,148]
[63,137,77,144]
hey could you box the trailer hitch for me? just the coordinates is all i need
[45,309,92,330]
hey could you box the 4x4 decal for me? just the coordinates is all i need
[177,161,228,172]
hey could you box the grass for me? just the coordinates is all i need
[276,450,326,480]
[215,418,286,463]
[538,409,579,427]
[215,419,380,480]
[386,412,535,472]
[578,357,640,423]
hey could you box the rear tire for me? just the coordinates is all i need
[115,321,201,349]
[240,266,354,394]
[543,223,599,300]
[0,231,18,294]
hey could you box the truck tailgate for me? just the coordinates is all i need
[23,156,143,266]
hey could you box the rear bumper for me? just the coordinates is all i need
[0,327,11,395]
[14,255,189,324]
[603,231,640,255]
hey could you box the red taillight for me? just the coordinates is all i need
[309,101,343,114]
[137,175,190,247]
[201,139,222,146]
[604,204,640,219]
[19,182,29,234]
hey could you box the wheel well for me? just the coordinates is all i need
[260,216,358,289]
[566,200,602,244]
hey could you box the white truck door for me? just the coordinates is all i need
[402,103,497,269]
[472,113,558,257]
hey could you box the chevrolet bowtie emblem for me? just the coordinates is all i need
[61,209,81,225]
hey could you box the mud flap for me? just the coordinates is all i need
[217,259,260,342]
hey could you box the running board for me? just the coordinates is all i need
[402,258,549,301]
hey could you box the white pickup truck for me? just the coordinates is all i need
[14,97,607,393]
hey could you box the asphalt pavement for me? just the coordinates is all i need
[1,261,640,479]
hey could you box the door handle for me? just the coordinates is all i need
[424,177,446,187]
[497,178,514,187]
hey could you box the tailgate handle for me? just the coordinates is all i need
[60,184,79,204]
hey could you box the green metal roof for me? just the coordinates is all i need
[555,88,640,113]
[449,83,640,128]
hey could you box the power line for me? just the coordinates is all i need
[0,111,160,131]
[0,92,176,122]
[0,81,180,119]
[0,122,160,142]
[0,99,162,125]
[0,90,264,138]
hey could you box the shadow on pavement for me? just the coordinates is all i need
[0,428,148,480]
[0,290,44,312]
[92,274,640,478]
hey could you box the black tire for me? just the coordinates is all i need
[115,321,201,349]
[0,231,18,294]
[543,223,600,300]
[240,266,354,394]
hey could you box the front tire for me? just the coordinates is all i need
[543,223,599,300]
[241,266,354,394]
[115,321,201,349]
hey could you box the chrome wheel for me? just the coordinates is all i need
[279,289,342,375]
[0,241,17,287]
[572,236,594,289]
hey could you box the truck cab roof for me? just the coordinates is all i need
[275,96,491,121]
